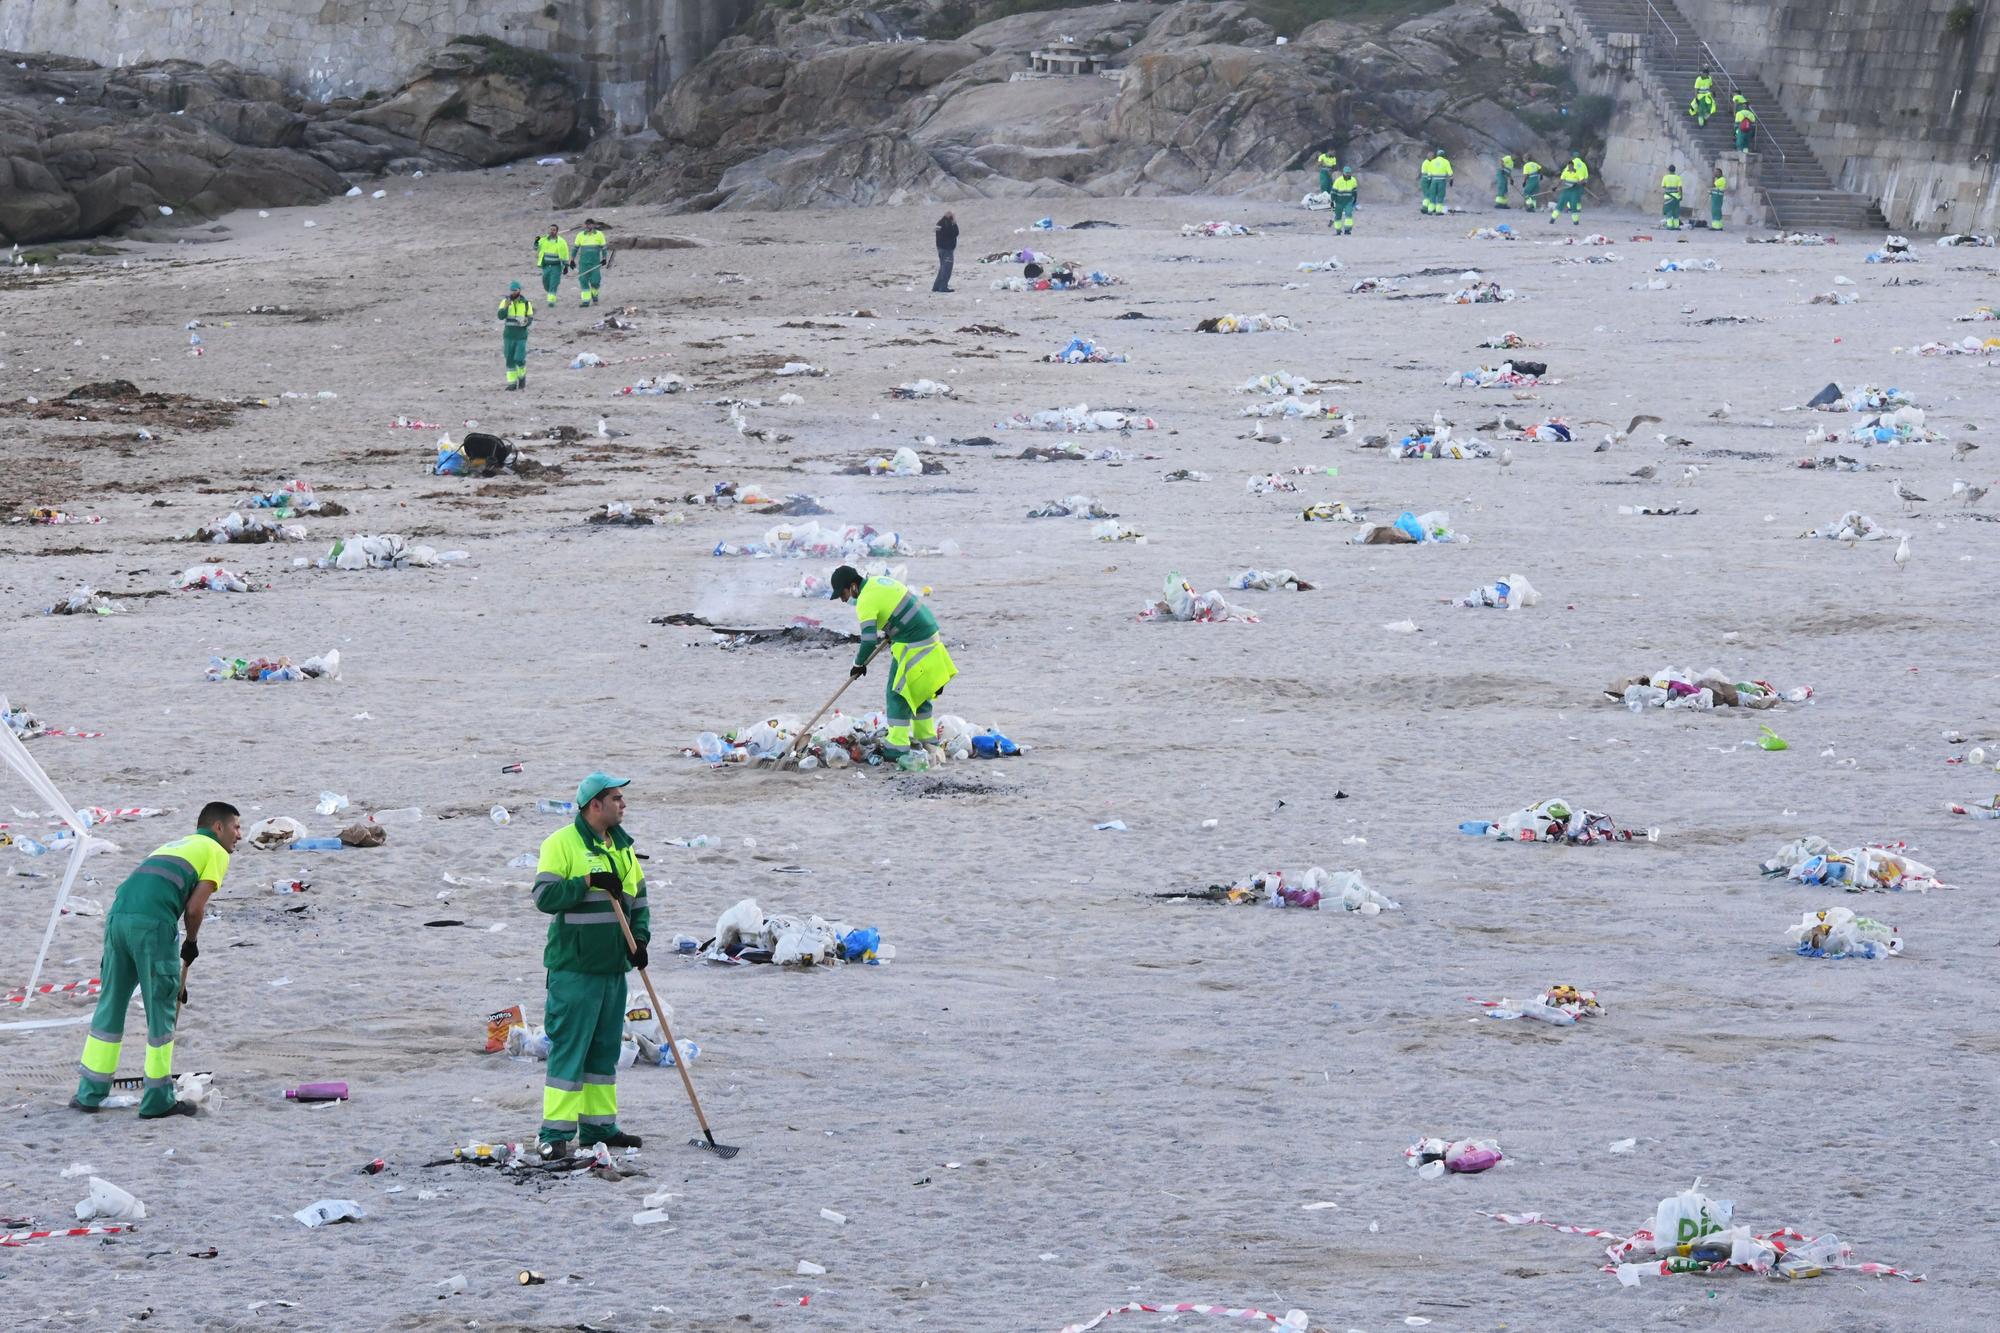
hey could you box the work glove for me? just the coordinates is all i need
[850,663,867,680]
[627,943,648,971]
[587,870,622,893]
[180,937,199,965]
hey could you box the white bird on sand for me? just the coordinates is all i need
[1951,479,1970,501]
[1894,534,1911,571]
[1678,464,1702,486]
[1708,401,1733,419]
[1892,478,1926,511]
[1499,446,1514,468]
[597,417,610,439]
[1659,432,1694,449]
[1596,413,1662,452]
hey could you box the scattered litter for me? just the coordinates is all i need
[1173,867,1397,914]
[1759,837,1947,891]
[294,1199,364,1228]
[1195,313,1293,334]
[889,379,954,399]
[177,565,250,593]
[1044,337,1127,364]
[1457,574,1539,609]
[1181,221,1254,238]
[44,586,123,617]
[1444,282,1517,304]
[1446,362,1549,388]
[1230,569,1314,591]
[1656,258,1721,272]
[75,1177,145,1222]
[1352,510,1463,544]
[321,535,466,570]
[1296,257,1344,273]
[205,651,340,683]
[1138,572,1257,623]
[1470,984,1602,1025]
[1405,1138,1504,1179]
[1058,1303,1308,1333]
[775,362,826,378]
[190,512,307,544]
[712,521,929,561]
[995,404,1155,432]
[1607,668,1810,712]
[1460,798,1656,844]
[1027,495,1114,519]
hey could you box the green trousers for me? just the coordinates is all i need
[1663,194,1681,228]
[76,915,180,1116]
[503,326,528,385]
[1711,190,1725,228]
[1318,168,1333,195]
[540,260,563,301]
[1557,183,1583,219]
[541,968,626,1145]
[578,261,602,305]
[1332,198,1355,233]
[1523,175,1540,210]
[1494,167,1511,206]
[1735,129,1752,150]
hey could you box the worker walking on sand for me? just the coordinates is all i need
[1552,153,1588,225]
[1689,68,1716,127]
[534,224,570,307]
[572,218,610,308]
[533,773,649,1160]
[1661,163,1684,230]
[1494,153,1515,208]
[1315,148,1338,198]
[1521,156,1544,212]
[933,210,958,293]
[834,565,957,763]
[498,280,534,391]
[1329,167,1359,234]
[72,802,240,1120]
[1710,165,1728,230]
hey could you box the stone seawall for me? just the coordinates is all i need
[0,0,750,132]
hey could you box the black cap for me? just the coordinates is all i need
[831,565,864,595]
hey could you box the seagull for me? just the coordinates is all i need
[1894,533,1911,571]
[1965,484,1990,506]
[1659,432,1694,449]
[1499,446,1514,468]
[1951,479,1970,500]
[1629,464,1658,481]
[1892,478,1926,511]
[1597,413,1662,451]
[1678,464,1702,486]
[1954,440,1980,462]
[597,417,610,439]
[1361,433,1390,449]
[1708,401,1733,419]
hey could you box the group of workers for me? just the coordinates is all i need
[497,220,615,390]
[1492,153,1594,224]
[1690,67,1759,150]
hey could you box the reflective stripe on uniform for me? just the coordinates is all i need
[81,1033,121,1077]
[885,592,922,633]
[144,1036,173,1080]
[563,910,618,925]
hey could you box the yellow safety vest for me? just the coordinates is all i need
[1661,172,1683,194]
[499,296,533,327]
[1713,174,1727,193]
[1331,174,1358,198]
[1434,155,1454,178]
[1694,74,1713,94]
[536,235,570,264]
[1522,160,1543,179]
[1316,152,1337,169]
[1500,155,1515,170]
[574,229,607,265]
[1564,159,1589,184]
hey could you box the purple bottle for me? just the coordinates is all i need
[285,1082,348,1102]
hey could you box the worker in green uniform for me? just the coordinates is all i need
[834,565,958,762]
[1521,156,1544,212]
[533,772,649,1160]
[72,802,240,1119]
[572,219,610,308]
[1661,164,1684,230]
[1422,148,1453,215]
[1552,154,1588,225]
[1315,149,1338,199]
[534,224,571,307]
[1734,103,1758,151]
[1330,168,1359,234]
[1710,166,1727,230]
[1494,154,1515,208]
[1689,68,1716,126]
[498,281,533,391]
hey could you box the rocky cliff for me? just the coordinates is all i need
[554,0,1572,212]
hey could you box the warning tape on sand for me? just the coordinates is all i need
[1059,1303,1306,1333]
[1,1225,134,1247]
[3,978,101,1004]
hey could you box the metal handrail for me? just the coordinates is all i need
[1634,18,1789,167]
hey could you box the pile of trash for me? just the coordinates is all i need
[1506,418,1572,441]
[1759,836,1947,891]
[12,507,102,526]
[991,267,1118,292]
[856,447,928,477]
[247,480,335,515]
[619,373,688,395]
[1245,474,1299,495]
[177,565,251,592]
[1796,454,1874,472]
[1301,500,1364,523]
[1138,572,1256,623]
[1296,257,1344,272]
[205,651,341,683]
[1656,258,1721,272]
[1471,983,1603,1025]
[889,379,953,399]
[1865,235,1918,263]
[1241,398,1338,419]
[692,709,1017,769]
[996,404,1156,432]
[1803,509,1894,541]
[1749,231,1834,245]
[1460,797,1656,844]
[590,501,681,526]
[1476,332,1533,349]
[1937,233,1996,247]
[1607,668,1809,711]
[1807,382,1913,412]
[1182,221,1253,237]
[1467,225,1517,240]
[568,352,608,369]
[705,899,892,967]
[1398,434,1494,460]
[1485,1181,1925,1284]
[1446,362,1549,388]
[321,535,466,570]
[1904,335,2000,357]
[712,521,924,561]
[1787,906,1901,959]
[1553,252,1623,266]
[1555,233,1614,246]
[1027,496,1114,519]
[1165,468,1211,482]
[1405,1138,1503,1178]
[44,586,123,616]
[677,481,782,508]
[1014,441,1146,463]
[497,995,696,1069]
[1444,282,1517,304]
[1194,314,1293,334]
[1810,290,1860,305]
[1091,518,1142,541]
[775,362,825,378]
[1180,867,1398,913]
[785,561,904,599]
[1044,337,1126,364]
[1235,371,1323,396]
[1457,574,1540,609]
[1352,510,1464,544]
[1231,569,1314,591]
[191,512,306,544]
[1955,306,1999,321]
[1348,276,1401,293]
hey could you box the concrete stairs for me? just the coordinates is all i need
[1559,0,1888,232]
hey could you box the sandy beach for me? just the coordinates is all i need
[0,166,1991,1329]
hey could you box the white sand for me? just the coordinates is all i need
[0,167,1986,1328]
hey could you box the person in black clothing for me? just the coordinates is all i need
[933,211,958,293]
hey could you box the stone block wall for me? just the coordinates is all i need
[0,0,750,132]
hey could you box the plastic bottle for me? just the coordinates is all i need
[895,751,930,772]
[370,807,422,825]
[1457,820,1493,836]
[673,934,701,955]
[685,834,719,850]
[284,1081,348,1102]
[489,805,511,826]
[15,837,48,857]
[695,732,727,763]
[535,799,576,816]
[294,837,345,851]
[271,880,309,895]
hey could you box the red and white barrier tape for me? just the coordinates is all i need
[1060,1303,1305,1333]
[1,1224,133,1246]
[4,978,101,1004]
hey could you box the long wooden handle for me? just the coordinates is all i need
[781,640,886,764]
[604,891,715,1140]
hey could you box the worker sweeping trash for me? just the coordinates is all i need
[833,565,957,767]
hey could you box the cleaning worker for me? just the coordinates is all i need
[1661,163,1684,230]
[1315,148,1338,199]
[1329,167,1359,235]
[1494,153,1515,209]
[498,281,534,391]
[1420,147,1452,215]
[533,772,649,1160]
[572,219,610,308]
[1734,101,1758,151]
[1710,165,1728,231]
[833,565,957,764]
[1689,68,1716,126]
[1521,155,1544,212]
[534,224,570,307]
[72,802,240,1120]
[1552,153,1588,226]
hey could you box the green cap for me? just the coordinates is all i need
[576,772,630,807]
[509,280,522,291]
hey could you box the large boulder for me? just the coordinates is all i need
[652,41,983,149]
[343,38,577,168]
